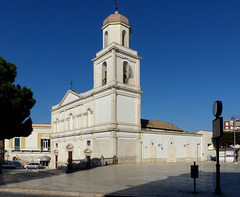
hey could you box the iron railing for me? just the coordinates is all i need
[64,155,117,171]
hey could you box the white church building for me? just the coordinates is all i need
[50,11,213,168]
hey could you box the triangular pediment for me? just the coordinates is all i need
[59,90,81,107]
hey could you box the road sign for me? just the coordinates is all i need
[213,117,223,138]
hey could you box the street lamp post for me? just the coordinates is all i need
[231,114,236,163]
[234,125,236,163]
[213,100,223,194]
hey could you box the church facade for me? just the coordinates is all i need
[50,11,212,168]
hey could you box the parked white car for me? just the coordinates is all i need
[24,163,41,169]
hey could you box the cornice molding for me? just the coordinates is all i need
[142,129,202,137]
[101,21,131,30]
[92,43,142,63]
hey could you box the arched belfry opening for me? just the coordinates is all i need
[104,31,108,48]
[102,62,107,86]
[123,61,130,84]
[122,30,127,47]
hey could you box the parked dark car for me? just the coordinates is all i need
[13,161,24,169]
[2,163,16,169]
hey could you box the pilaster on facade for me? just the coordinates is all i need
[112,47,117,83]
[110,130,118,157]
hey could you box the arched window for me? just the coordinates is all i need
[102,62,107,86]
[87,109,92,127]
[123,61,130,84]
[104,31,108,48]
[122,30,126,46]
[55,119,59,133]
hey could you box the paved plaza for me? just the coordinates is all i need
[0,162,239,196]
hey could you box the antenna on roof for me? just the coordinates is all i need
[70,80,73,90]
[115,0,118,11]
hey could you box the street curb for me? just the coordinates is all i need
[0,188,105,197]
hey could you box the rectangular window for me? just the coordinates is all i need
[87,140,91,146]
[14,138,20,150]
[41,139,50,151]
[225,122,229,126]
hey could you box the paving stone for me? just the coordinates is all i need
[0,162,239,196]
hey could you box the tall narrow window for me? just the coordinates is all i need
[122,30,126,46]
[123,61,130,84]
[14,138,20,150]
[102,62,107,86]
[104,31,108,48]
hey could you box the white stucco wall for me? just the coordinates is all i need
[95,94,112,125]
[142,131,202,163]
[197,130,216,160]
[117,95,136,124]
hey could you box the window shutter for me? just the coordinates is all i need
[41,139,43,150]
[48,139,50,150]
[15,138,20,150]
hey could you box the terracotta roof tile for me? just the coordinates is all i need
[141,119,183,132]
[103,12,129,26]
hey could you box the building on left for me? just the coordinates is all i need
[4,124,51,167]
[0,140,4,165]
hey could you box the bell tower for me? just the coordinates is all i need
[93,11,141,90]
[92,11,142,163]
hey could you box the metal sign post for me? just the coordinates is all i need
[212,101,223,195]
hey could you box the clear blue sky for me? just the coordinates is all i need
[1,0,240,132]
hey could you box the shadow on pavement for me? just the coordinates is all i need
[105,171,240,197]
[0,166,105,188]
[0,169,65,186]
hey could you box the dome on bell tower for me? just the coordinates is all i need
[103,11,129,27]
[102,11,131,48]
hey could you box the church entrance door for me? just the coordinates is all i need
[55,155,58,169]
